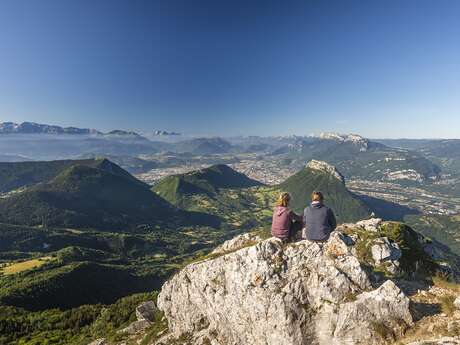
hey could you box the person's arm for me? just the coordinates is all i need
[289,210,303,223]
[328,208,337,230]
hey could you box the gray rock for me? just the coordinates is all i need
[306,160,345,182]
[334,280,412,342]
[211,233,263,256]
[157,232,412,345]
[136,300,157,322]
[371,237,402,264]
[454,296,460,310]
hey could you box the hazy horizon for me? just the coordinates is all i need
[2,120,460,140]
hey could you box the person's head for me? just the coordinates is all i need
[276,192,291,207]
[311,191,324,204]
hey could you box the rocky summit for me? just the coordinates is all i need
[153,219,455,345]
[306,159,346,183]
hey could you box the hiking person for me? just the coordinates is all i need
[303,191,336,242]
[271,192,303,241]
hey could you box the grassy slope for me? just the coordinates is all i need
[153,164,269,227]
[0,164,177,230]
[154,164,262,203]
[0,158,143,193]
[405,214,460,255]
[0,291,160,345]
[0,261,163,311]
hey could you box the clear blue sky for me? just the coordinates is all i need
[0,0,459,138]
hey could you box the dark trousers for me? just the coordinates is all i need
[288,221,303,241]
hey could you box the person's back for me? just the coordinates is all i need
[303,191,336,241]
[272,205,292,239]
[271,192,303,240]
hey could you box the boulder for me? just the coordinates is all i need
[118,320,151,335]
[157,233,412,345]
[136,300,157,322]
[334,280,412,342]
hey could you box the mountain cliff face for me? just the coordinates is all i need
[153,219,456,345]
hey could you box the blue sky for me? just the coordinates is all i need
[0,0,459,138]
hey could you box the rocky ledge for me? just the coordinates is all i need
[155,219,456,345]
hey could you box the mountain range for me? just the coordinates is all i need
[270,134,441,183]
[0,122,100,135]
[0,122,445,185]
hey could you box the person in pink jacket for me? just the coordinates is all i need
[271,192,303,241]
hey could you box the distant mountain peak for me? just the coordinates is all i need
[153,130,181,136]
[105,130,141,136]
[306,160,345,183]
[317,132,369,151]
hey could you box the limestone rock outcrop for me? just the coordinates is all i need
[157,224,415,345]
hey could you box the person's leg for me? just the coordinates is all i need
[289,221,303,241]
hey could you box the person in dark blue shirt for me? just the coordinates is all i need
[303,191,336,242]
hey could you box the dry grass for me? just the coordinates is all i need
[439,294,457,316]
[371,321,395,342]
[452,215,460,222]
[1,256,54,275]
[433,274,460,293]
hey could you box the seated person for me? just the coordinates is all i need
[271,192,303,241]
[303,191,336,242]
